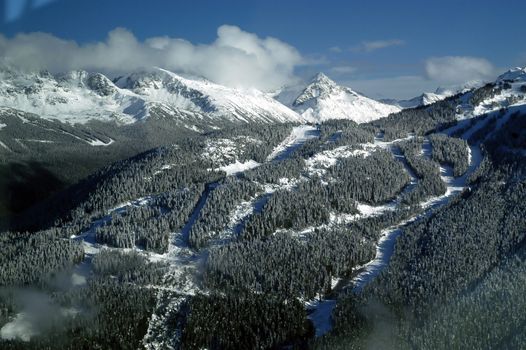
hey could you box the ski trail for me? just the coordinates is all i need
[266,124,320,161]
[351,141,481,293]
[310,133,482,337]
[143,124,321,349]
[306,134,420,336]
[180,182,219,245]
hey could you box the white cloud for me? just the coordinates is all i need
[330,66,357,75]
[337,55,499,99]
[425,56,496,84]
[0,25,303,91]
[329,46,343,53]
[351,39,405,53]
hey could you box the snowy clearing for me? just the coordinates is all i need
[306,144,372,175]
[266,124,320,161]
[306,299,337,337]
[217,159,260,175]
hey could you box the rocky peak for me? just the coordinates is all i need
[293,72,340,106]
[86,73,116,96]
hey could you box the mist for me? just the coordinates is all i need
[0,288,81,342]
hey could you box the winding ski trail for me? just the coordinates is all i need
[309,130,483,337]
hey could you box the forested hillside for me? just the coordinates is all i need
[1,74,526,349]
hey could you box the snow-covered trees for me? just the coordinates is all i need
[0,229,84,286]
[428,134,470,176]
[206,227,374,299]
[372,97,459,140]
[316,112,526,349]
[398,137,446,204]
[181,293,312,349]
[189,178,260,248]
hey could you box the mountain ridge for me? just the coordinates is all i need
[0,67,305,128]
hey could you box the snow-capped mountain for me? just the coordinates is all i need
[454,66,526,120]
[0,67,304,126]
[1,66,524,129]
[276,73,401,123]
[113,68,304,123]
[0,69,141,124]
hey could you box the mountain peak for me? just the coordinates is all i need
[286,72,400,123]
[293,73,339,106]
[311,72,335,84]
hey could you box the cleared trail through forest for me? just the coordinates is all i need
[224,124,321,238]
[266,124,320,162]
[351,137,482,292]
[143,124,321,349]
[309,131,483,337]
[180,182,219,245]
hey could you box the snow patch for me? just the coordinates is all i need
[306,299,337,337]
[218,159,260,176]
[306,144,372,174]
[266,124,319,161]
[88,138,115,146]
[0,140,11,151]
[25,139,54,143]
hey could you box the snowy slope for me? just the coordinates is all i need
[455,66,526,120]
[391,91,451,109]
[276,73,400,123]
[0,67,304,125]
[382,81,483,109]
[0,69,143,124]
[114,68,304,123]
[497,66,526,82]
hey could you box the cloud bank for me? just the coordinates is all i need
[425,56,496,84]
[339,55,498,99]
[0,25,303,91]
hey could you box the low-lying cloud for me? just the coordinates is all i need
[0,25,303,91]
[0,289,79,342]
[425,56,496,84]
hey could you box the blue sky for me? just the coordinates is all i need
[1,0,526,98]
